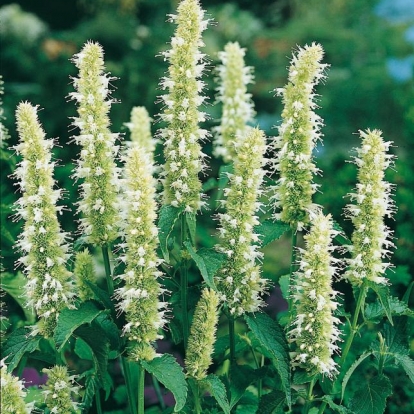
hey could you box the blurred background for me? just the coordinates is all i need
[1,0,413,412]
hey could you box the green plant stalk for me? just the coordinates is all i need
[152,375,166,410]
[288,228,298,312]
[181,213,189,350]
[102,245,114,296]
[190,379,202,414]
[228,315,236,367]
[122,358,137,414]
[303,377,316,414]
[137,364,145,414]
[95,390,103,414]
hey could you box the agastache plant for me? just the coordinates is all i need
[345,129,396,286]
[158,0,209,212]
[272,43,327,230]
[213,41,255,163]
[70,41,121,246]
[115,145,167,361]
[14,102,75,337]
[125,106,156,156]
[73,248,96,302]
[216,128,267,316]
[289,212,341,377]
[42,366,80,414]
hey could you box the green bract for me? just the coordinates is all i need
[158,0,209,212]
[185,288,219,380]
[216,128,267,316]
[345,129,396,285]
[14,102,75,337]
[70,41,121,245]
[290,212,341,377]
[213,41,255,163]
[115,145,167,361]
[272,43,327,230]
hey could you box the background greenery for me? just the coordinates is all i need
[1,0,413,412]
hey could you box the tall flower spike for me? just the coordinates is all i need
[345,129,396,285]
[70,41,121,245]
[1,360,34,414]
[14,102,75,337]
[42,366,80,414]
[185,288,219,380]
[289,212,341,377]
[157,0,209,212]
[115,146,167,361]
[73,248,96,302]
[125,106,156,157]
[213,41,255,163]
[271,43,328,230]
[216,128,267,316]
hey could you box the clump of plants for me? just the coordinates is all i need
[1,0,413,413]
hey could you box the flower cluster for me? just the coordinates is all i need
[213,41,255,163]
[70,41,121,245]
[125,106,156,156]
[271,43,327,230]
[216,128,267,316]
[73,249,96,302]
[115,146,167,361]
[185,288,219,380]
[157,0,209,212]
[1,360,34,414]
[14,102,75,337]
[42,365,80,414]
[345,129,396,285]
[289,212,341,377]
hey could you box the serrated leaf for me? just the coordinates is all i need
[365,296,414,322]
[394,353,414,383]
[1,272,35,323]
[235,390,258,414]
[322,395,353,413]
[184,243,226,290]
[341,351,372,401]
[213,334,248,363]
[229,364,267,409]
[75,337,94,361]
[2,327,41,371]
[278,274,290,301]
[349,375,392,414]
[255,220,290,247]
[245,313,291,407]
[75,324,109,384]
[185,212,196,245]
[293,370,314,385]
[84,281,115,314]
[83,373,101,411]
[54,301,103,350]
[93,312,122,350]
[256,390,286,414]
[202,374,230,414]
[366,282,393,326]
[158,205,182,262]
[142,354,187,412]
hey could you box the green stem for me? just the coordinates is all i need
[339,283,368,366]
[102,245,114,296]
[152,375,166,410]
[95,390,103,414]
[122,357,137,414]
[137,364,145,414]
[288,227,298,313]
[181,213,189,350]
[258,354,264,399]
[318,401,327,414]
[190,380,202,414]
[303,377,316,414]
[228,315,236,367]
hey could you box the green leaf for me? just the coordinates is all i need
[93,312,122,350]
[322,395,353,414]
[216,164,234,206]
[84,281,115,314]
[75,324,110,384]
[278,274,290,301]
[229,364,267,409]
[235,391,258,414]
[341,351,372,401]
[185,212,196,245]
[255,220,290,247]
[1,272,35,323]
[142,354,187,412]
[394,353,414,383]
[158,205,182,262]
[202,177,218,192]
[82,372,101,412]
[366,282,393,325]
[202,374,231,414]
[54,301,103,350]
[2,327,41,371]
[184,243,226,290]
[75,337,94,361]
[256,390,286,414]
[365,296,414,322]
[293,370,314,385]
[245,313,291,407]
[349,375,392,414]
[333,221,351,246]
